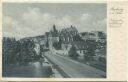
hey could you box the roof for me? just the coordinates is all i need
[71,41,87,50]
[60,26,78,37]
[71,41,86,46]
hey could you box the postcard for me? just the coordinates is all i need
[0,0,127,81]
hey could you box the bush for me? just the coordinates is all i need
[84,40,96,61]
[53,41,61,50]
[68,45,79,59]
[99,57,106,63]
[84,52,94,61]
[2,37,20,65]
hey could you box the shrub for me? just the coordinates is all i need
[68,45,79,59]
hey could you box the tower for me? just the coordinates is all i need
[48,25,59,51]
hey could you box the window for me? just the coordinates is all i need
[83,50,86,53]
[68,37,69,42]
[63,37,65,41]
[71,38,73,41]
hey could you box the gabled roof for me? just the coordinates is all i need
[71,41,87,50]
[71,41,87,46]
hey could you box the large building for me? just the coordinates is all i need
[59,25,78,50]
[45,25,79,50]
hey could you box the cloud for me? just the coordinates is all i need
[3,15,36,39]
[80,13,92,21]
[74,13,106,32]
[92,18,107,32]
[3,7,106,39]
[21,8,74,32]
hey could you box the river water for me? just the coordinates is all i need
[3,62,51,77]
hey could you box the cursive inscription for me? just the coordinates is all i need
[109,6,124,27]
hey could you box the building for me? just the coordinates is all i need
[71,41,87,56]
[60,25,78,50]
[34,43,40,55]
[79,31,106,58]
[45,25,79,50]
[33,35,46,45]
[79,32,97,41]
[79,31,106,42]
[48,25,59,50]
[97,31,106,43]
[60,25,78,43]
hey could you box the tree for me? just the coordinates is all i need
[83,51,90,61]
[53,39,62,50]
[68,45,79,59]
[84,40,96,61]
[18,39,36,65]
[2,37,20,65]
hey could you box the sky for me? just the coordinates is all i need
[3,3,107,40]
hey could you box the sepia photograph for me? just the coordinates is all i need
[2,3,107,78]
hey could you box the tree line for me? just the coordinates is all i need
[2,37,38,66]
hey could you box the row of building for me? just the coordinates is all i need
[31,25,106,58]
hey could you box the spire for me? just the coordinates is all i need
[53,24,56,31]
[71,25,73,28]
[52,24,58,37]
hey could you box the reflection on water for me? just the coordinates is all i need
[31,62,43,77]
[3,61,51,77]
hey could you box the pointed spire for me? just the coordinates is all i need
[53,24,56,30]
[71,25,73,28]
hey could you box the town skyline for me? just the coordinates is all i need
[3,21,107,78]
[2,24,106,41]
